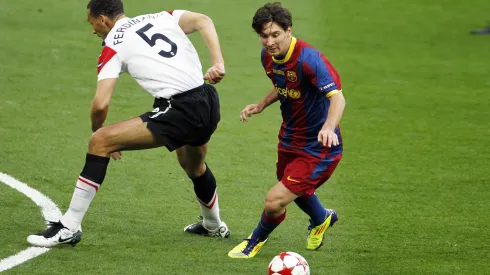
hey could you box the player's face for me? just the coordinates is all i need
[259,22,292,57]
[87,9,111,40]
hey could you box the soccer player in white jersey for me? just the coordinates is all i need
[27,0,230,247]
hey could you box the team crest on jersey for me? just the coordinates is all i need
[287,71,297,82]
[288,89,301,99]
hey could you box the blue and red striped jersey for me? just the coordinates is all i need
[261,37,343,157]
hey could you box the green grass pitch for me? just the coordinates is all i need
[1,0,489,274]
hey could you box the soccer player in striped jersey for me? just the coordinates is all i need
[229,2,346,258]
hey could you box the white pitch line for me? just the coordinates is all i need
[0,172,62,272]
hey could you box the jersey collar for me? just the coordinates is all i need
[272,37,297,64]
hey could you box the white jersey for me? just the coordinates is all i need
[97,10,204,99]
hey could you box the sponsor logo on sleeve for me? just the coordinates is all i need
[319,83,336,91]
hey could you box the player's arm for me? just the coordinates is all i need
[318,92,345,147]
[257,86,280,110]
[321,92,345,135]
[317,89,345,146]
[91,78,117,132]
[93,45,122,132]
[177,11,223,64]
[240,86,279,122]
[304,52,345,147]
[177,11,225,83]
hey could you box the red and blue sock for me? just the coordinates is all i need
[294,193,327,227]
[251,209,286,241]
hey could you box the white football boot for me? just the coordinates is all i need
[184,216,230,238]
[27,221,82,247]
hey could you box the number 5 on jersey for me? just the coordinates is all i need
[136,23,178,58]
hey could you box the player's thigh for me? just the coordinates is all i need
[282,153,342,196]
[91,117,165,152]
[276,149,293,181]
[311,153,342,190]
[280,154,322,196]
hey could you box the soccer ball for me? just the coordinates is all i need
[268,251,310,275]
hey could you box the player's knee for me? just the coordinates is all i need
[181,162,206,178]
[88,129,112,154]
[177,148,207,177]
[264,197,285,214]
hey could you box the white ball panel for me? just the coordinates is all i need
[287,251,307,263]
[270,258,285,272]
[286,251,303,259]
[268,256,280,268]
[291,265,307,275]
[283,255,299,268]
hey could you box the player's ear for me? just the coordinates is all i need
[99,14,112,29]
[286,26,292,37]
[99,14,107,24]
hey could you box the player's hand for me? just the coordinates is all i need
[240,104,264,122]
[110,151,122,160]
[318,127,339,148]
[204,63,225,84]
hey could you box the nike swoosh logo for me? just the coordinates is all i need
[58,236,73,243]
[97,62,104,68]
[287,176,300,183]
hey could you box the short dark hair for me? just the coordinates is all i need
[252,2,292,34]
[87,0,124,18]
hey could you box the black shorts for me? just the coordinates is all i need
[140,84,220,151]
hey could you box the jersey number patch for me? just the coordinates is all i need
[136,23,178,58]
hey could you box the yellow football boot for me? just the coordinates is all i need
[228,235,268,259]
[307,208,338,250]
